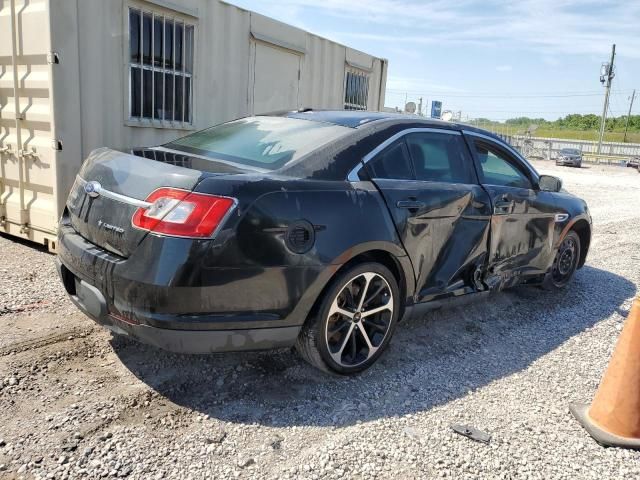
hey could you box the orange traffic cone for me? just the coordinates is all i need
[570,296,640,449]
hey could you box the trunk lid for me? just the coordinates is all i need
[66,147,244,257]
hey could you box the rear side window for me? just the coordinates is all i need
[367,141,414,180]
[166,117,351,170]
[405,132,474,184]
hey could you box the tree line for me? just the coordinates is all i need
[501,114,640,131]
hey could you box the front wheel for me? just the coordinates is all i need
[543,230,581,290]
[295,262,400,375]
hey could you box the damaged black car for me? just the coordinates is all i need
[56,111,592,374]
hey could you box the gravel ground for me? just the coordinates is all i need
[1,160,639,479]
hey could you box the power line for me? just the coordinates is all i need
[386,89,635,99]
[443,109,629,114]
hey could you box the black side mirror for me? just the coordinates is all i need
[538,174,562,192]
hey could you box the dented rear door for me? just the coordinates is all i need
[367,129,492,303]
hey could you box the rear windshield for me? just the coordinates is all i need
[165,116,351,170]
[560,148,581,155]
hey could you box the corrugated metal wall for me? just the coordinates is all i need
[0,0,59,248]
[0,0,388,247]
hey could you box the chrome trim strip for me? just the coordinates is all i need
[77,175,238,240]
[347,127,461,182]
[363,128,461,163]
[77,176,153,209]
[347,163,363,182]
[462,130,540,182]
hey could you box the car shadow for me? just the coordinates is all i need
[110,265,635,427]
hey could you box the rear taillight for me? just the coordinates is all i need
[132,187,236,238]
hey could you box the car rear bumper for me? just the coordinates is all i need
[56,258,300,353]
[55,219,311,353]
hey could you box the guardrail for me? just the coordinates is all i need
[510,135,640,158]
[581,153,631,165]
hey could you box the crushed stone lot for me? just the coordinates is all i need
[1,160,639,479]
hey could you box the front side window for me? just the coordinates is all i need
[129,7,194,125]
[166,117,351,169]
[474,141,532,189]
[405,132,474,184]
[344,70,369,111]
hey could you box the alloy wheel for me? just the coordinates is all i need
[325,272,394,367]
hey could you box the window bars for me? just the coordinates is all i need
[344,70,369,111]
[129,8,194,125]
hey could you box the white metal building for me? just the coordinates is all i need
[0,0,388,250]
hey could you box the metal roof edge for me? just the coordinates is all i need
[144,0,199,18]
[249,31,306,55]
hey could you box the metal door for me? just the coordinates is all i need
[252,42,300,114]
[0,0,58,248]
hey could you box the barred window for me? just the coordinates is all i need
[129,7,194,125]
[344,70,369,111]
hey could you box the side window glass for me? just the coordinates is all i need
[475,142,532,189]
[405,132,473,184]
[368,141,414,180]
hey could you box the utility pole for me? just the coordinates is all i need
[623,89,636,143]
[597,44,616,154]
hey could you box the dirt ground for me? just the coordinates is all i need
[1,160,639,479]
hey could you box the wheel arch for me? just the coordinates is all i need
[337,249,411,307]
[297,243,415,329]
[332,243,415,305]
[557,216,591,270]
[571,218,591,268]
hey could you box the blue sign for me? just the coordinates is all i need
[431,101,442,119]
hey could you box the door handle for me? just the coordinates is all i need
[397,200,426,210]
[493,200,514,215]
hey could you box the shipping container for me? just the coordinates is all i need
[0,0,388,251]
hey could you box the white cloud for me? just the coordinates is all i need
[234,0,640,59]
[496,65,513,72]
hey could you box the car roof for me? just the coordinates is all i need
[283,109,461,129]
[282,109,518,148]
[264,109,508,146]
[247,109,532,180]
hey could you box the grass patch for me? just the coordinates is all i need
[475,124,640,144]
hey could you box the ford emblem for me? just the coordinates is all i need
[84,181,101,198]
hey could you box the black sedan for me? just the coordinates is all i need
[57,111,592,374]
[556,148,583,167]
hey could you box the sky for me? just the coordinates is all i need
[227,0,639,122]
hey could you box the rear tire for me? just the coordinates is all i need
[542,230,581,290]
[295,262,400,375]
